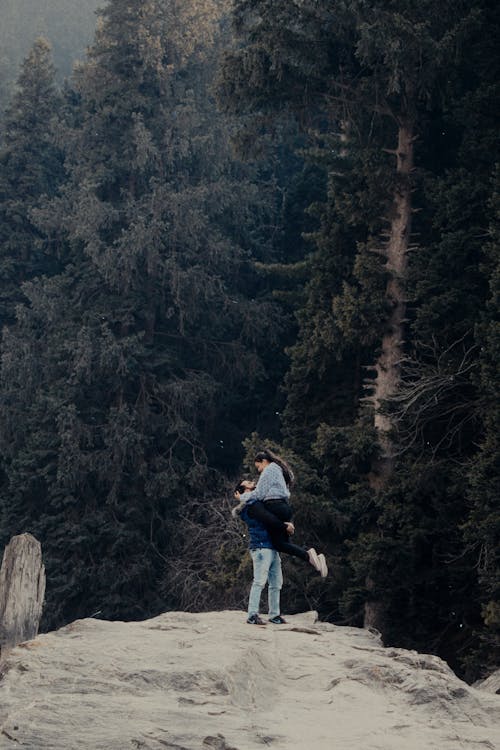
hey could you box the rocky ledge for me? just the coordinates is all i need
[0,610,499,750]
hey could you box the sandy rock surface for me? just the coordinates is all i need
[475,668,500,696]
[0,610,499,750]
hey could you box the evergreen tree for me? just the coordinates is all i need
[370,0,500,676]
[0,0,101,112]
[462,166,500,678]
[218,0,500,675]
[0,0,280,628]
[0,38,64,326]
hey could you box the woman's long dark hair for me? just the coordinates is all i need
[254,449,294,487]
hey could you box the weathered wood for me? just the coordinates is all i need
[0,533,46,649]
[372,121,415,477]
[365,122,415,633]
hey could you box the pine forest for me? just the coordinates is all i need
[0,0,498,682]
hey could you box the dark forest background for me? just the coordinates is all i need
[0,0,498,682]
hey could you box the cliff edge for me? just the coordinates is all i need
[0,610,499,749]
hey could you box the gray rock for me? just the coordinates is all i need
[475,668,500,695]
[0,610,499,750]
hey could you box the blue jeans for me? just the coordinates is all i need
[247,548,283,619]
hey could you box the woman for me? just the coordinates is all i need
[234,449,328,577]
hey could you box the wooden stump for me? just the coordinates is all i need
[0,533,46,650]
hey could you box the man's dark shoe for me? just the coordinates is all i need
[247,614,266,625]
[268,615,287,624]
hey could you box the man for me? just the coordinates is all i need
[235,480,288,625]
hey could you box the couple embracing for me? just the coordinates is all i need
[232,449,328,626]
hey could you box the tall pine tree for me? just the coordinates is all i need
[0,0,281,628]
[218,0,499,675]
[0,37,64,326]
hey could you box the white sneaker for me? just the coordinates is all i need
[318,553,328,578]
[308,548,321,571]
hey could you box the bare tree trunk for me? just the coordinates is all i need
[0,534,46,651]
[364,121,415,630]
